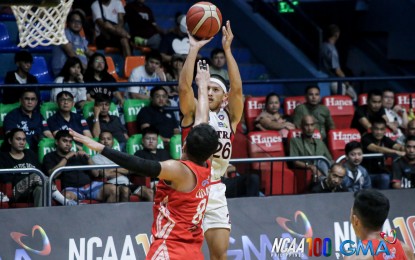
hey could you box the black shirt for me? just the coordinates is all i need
[0,150,41,184]
[87,115,127,143]
[361,133,396,174]
[136,105,178,138]
[134,148,171,162]
[42,151,91,189]
[351,105,386,134]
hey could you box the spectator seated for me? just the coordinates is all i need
[82,101,119,118]
[126,134,163,155]
[40,102,76,120]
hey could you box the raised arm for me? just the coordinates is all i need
[222,21,243,132]
[178,33,211,127]
[194,60,210,126]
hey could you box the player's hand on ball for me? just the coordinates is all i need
[187,31,212,50]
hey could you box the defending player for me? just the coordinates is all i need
[70,61,217,259]
[345,190,414,260]
[179,20,244,259]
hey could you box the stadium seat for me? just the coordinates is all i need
[124,56,146,79]
[30,56,54,84]
[0,182,32,208]
[243,96,265,132]
[0,102,20,136]
[40,102,58,120]
[327,128,361,161]
[247,131,295,195]
[105,56,127,82]
[82,101,119,119]
[394,93,415,111]
[0,22,18,51]
[231,123,250,174]
[126,134,164,155]
[358,93,367,106]
[322,95,354,129]
[123,99,150,136]
[283,96,305,116]
[169,134,182,159]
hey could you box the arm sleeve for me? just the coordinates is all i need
[101,147,161,178]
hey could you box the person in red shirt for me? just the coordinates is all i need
[345,190,414,260]
[70,61,217,259]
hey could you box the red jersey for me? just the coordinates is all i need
[146,160,211,260]
[364,238,408,260]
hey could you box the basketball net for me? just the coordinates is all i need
[11,0,73,48]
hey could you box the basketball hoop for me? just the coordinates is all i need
[9,0,73,48]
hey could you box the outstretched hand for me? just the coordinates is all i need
[69,129,104,153]
[222,20,234,51]
[195,60,210,88]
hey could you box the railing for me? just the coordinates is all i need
[335,153,386,164]
[3,75,415,89]
[0,168,47,207]
[44,156,331,206]
[47,164,124,207]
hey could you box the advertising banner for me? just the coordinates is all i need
[0,189,414,259]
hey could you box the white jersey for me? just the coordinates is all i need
[208,109,234,181]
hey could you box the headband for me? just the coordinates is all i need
[209,78,227,93]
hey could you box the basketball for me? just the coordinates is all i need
[186,2,222,39]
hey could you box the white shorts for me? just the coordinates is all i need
[202,182,231,232]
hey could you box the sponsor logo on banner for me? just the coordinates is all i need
[248,100,265,110]
[332,132,361,142]
[9,225,51,259]
[225,209,415,259]
[250,134,282,147]
[325,98,353,110]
